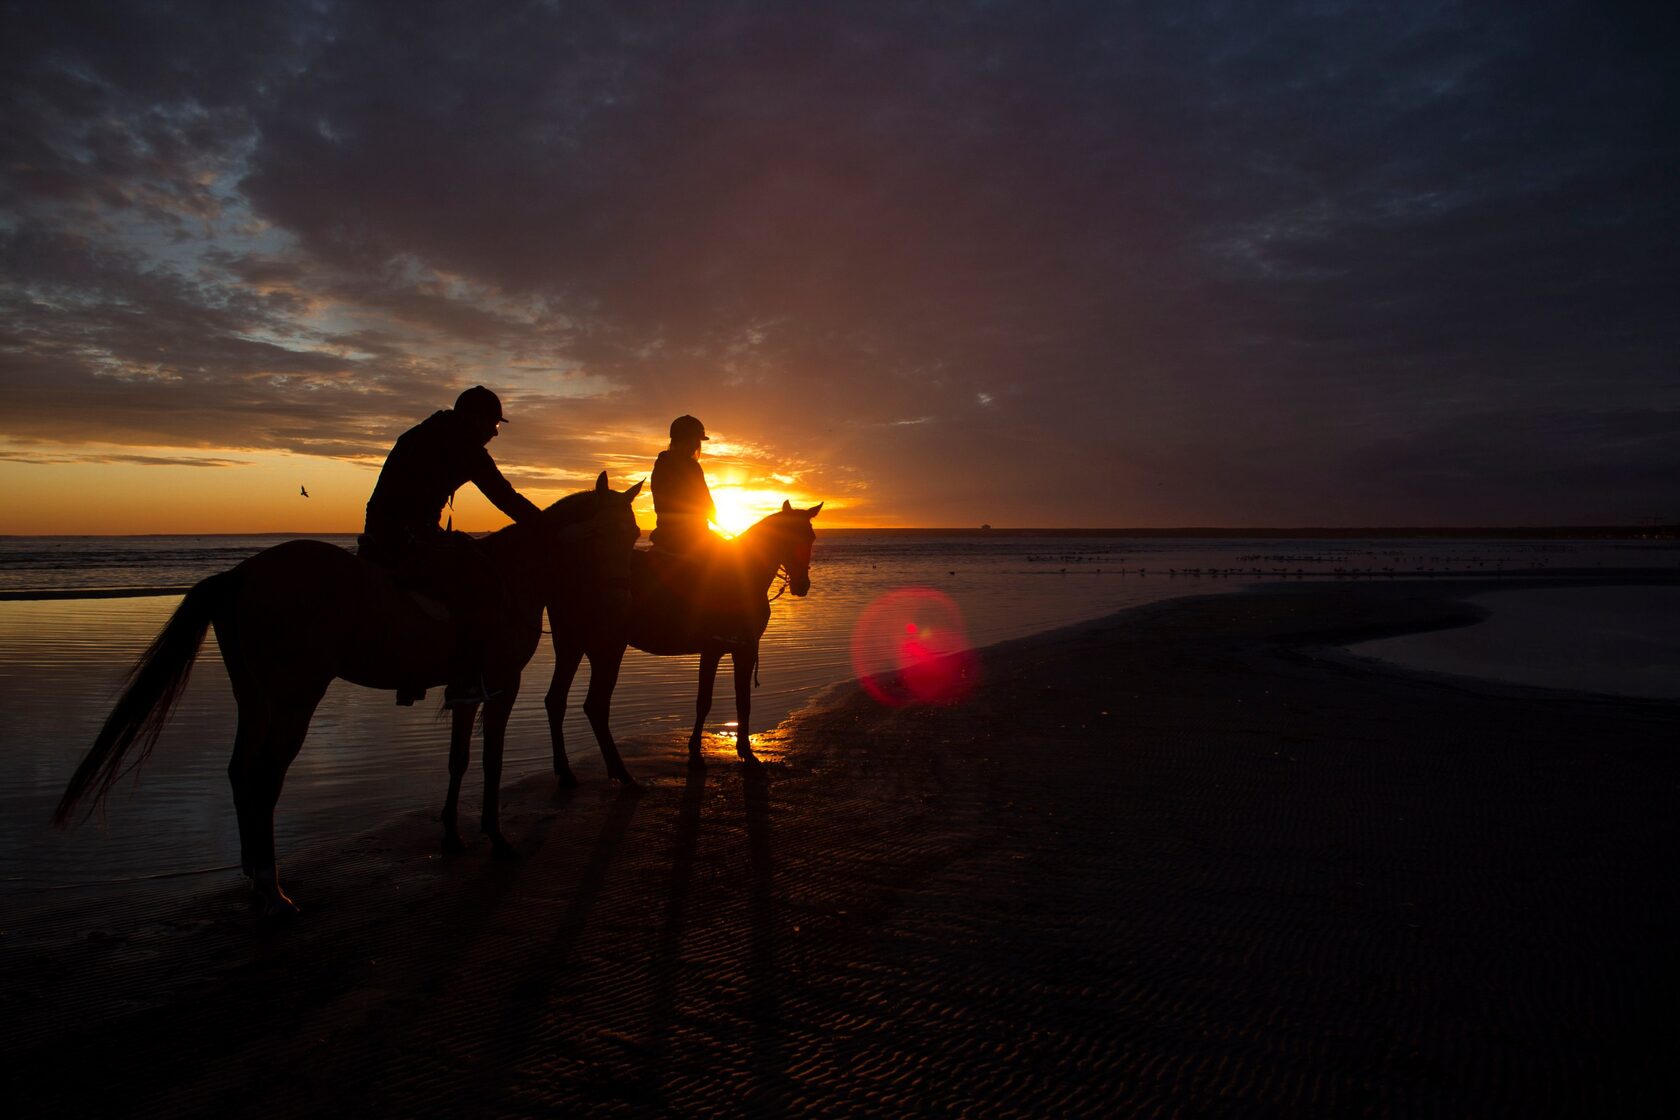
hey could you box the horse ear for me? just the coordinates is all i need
[625,480,644,501]
[806,502,823,518]
[781,499,792,513]
[595,471,609,492]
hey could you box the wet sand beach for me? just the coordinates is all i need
[6,576,1678,1117]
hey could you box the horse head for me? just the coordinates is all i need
[751,498,823,597]
[537,471,643,605]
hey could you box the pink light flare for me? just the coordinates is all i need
[851,587,979,707]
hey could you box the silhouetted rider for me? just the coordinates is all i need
[364,385,540,546]
[649,414,718,555]
[648,414,752,641]
[361,385,541,706]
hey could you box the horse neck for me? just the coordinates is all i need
[737,521,790,592]
[480,524,560,613]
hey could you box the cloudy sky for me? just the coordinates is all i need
[3,0,1676,532]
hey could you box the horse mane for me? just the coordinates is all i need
[482,487,598,548]
[737,508,797,549]
[542,488,602,524]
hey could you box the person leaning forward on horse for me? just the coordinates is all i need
[361,385,542,706]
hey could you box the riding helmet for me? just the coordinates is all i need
[455,385,509,424]
[670,414,708,442]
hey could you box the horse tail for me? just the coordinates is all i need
[53,571,236,827]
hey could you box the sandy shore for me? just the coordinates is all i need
[6,577,1679,1116]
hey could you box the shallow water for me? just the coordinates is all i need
[2,533,1673,895]
[1347,585,1680,700]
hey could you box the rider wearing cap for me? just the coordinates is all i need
[649,414,758,642]
[650,414,719,556]
[363,385,541,551]
[362,385,542,705]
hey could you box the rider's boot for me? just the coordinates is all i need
[442,611,500,707]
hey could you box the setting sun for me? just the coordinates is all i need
[710,486,787,536]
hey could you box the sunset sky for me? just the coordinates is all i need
[3,2,1676,534]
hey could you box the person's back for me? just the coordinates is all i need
[646,415,760,642]
[365,409,483,541]
[649,414,717,556]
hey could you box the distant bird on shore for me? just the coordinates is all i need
[300,485,310,498]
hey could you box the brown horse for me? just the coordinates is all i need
[544,500,821,778]
[53,473,642,915]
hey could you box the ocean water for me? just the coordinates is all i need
[2,532,1674,898]
[1348,585,1680,700]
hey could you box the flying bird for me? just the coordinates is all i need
[300,486,310,498]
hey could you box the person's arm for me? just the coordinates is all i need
[471,451,543,523]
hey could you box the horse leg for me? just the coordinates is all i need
[440,702,477,854]
[581,642,638,789]
[480,685,519,859]
[243,693,322,917]
[221,618,272,881]
[543,644,584,788]
[228,700,270,879]
[688,646,723,762]
[732,643,760,765]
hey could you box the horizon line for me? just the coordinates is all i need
[3,523,1676,540]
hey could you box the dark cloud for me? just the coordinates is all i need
[2,0,1676,524]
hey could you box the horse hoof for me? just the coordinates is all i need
[738,746,761,766]
[554,770,580,790]
[254,889,300,919]
[490,837,518,861]
[442,833,468,857]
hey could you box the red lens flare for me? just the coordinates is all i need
[851,587,979,706]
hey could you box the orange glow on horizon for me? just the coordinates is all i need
[0,442,860,535]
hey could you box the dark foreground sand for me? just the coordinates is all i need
[6,578,1679,1117]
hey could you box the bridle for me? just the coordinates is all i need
[768,527,812,602]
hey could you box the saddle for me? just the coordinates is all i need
[356,534,453,620]
[356,531,497,705]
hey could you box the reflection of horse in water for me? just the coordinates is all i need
[546,500,822,778]
[53,474,642,916]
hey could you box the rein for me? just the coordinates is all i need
[755,560,803,685]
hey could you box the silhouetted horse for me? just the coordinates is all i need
[53,473,642,916]
[545,500,821,777]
